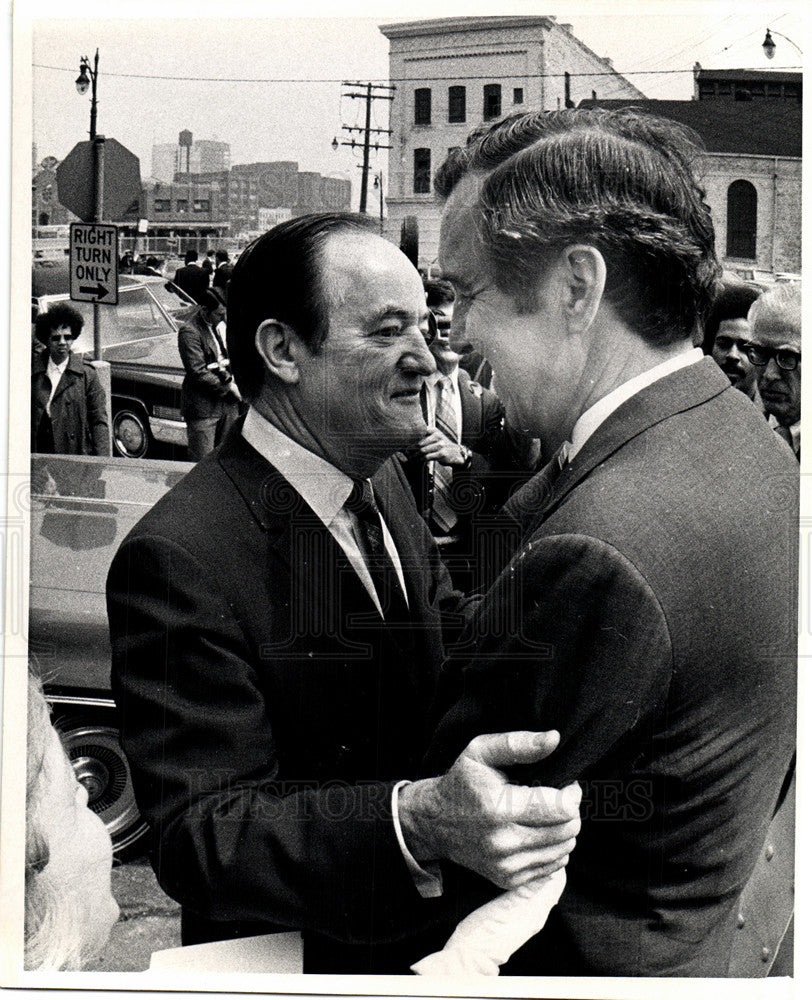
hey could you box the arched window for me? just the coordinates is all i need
[726,180,757,259]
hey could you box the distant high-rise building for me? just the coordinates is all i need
[151,133,231,183]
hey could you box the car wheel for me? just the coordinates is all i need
[53,715,149,863]
[112,406,151,459]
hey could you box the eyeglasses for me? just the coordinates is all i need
[744,344,801,372]
[49,333,73,343]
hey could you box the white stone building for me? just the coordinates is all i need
[379,15,644,268]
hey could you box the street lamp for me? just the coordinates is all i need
[76,49,100,140]
[762,28,803,60]
[74,47,105,364]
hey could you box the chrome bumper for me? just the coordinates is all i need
[150,416,187,446]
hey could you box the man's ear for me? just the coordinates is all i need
[561,245,606,333]
[255,319,300,385]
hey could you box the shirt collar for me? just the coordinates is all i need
[768,413,801,452]
[46,354,70,378]
[241,406,354,528]
[566,348,703,463]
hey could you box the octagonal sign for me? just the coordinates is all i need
[56,139,141,222]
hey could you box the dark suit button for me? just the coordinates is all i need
[765,843,775,861]
[736,913,745,929]
[761,947,771,963]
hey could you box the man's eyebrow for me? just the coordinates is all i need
[366,305,430,326]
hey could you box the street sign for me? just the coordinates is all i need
[56,139,141,222]
[69,223,119,305]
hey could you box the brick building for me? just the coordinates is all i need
[582,87,802,277]
[379,15,644,267]
[32,161,73,227]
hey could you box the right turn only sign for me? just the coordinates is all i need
[69,222,119,305]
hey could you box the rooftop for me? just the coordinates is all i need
[379,16,556,39]
[579,98,801,157]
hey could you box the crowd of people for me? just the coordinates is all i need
[25,107,800,977]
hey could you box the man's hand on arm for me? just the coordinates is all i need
[398,731,581,890]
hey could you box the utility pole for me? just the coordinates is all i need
[337,81,394,214]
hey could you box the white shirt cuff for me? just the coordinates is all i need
[391,780,443,898]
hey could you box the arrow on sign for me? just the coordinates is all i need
[79,282,110,298]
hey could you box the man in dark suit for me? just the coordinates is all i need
[401,109,798,976]
[172,249,210,304]
[107,213,581,974]
[211,248,233,298]
[402,316,538,591]
[746,283,801,461]
[177,287,242,461]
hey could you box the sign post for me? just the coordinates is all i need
[70,222,119,358]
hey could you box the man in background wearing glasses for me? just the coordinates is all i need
[746,284,802,461]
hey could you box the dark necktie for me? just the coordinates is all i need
[503,441,570,527]
[346,479,410,621]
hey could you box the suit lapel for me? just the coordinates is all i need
[50,355,85,402]
[508,358,730,536]
[218,426,388,626]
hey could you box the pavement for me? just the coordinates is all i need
[88,857,181,972]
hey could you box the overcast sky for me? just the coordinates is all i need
[22,0,806,205]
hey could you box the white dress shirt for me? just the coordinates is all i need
[45,355,70,415]
[241,406,408,617]
[563,348,704,463]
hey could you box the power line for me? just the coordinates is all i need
[33,59,801,91]
[34,62,761,83]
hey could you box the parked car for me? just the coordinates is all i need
[34,275,197,459]
[30,452,191,859]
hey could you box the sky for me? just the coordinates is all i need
[22,0,805,207]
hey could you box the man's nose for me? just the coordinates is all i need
[764,355,783,379]
[728,342,744,361]
[407,329,437,375]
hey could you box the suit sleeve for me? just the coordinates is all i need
[107,533,433,942]
[177,324,233,398]
[85,365,110,456]
[426,532,674,786]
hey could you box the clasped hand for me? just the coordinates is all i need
[398,731,581,889]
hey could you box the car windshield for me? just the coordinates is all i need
[40,285,184,369]
[146,279,197,317]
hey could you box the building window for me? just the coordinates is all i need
[415,88,432,125]
[413,148,431,194]
[154,199,171,212]
[483,84,502,121]
[513,87,524,104]
[176,199,189,213]
[448,86,466,123]
[193,199,210,212]
[726,180,757,259]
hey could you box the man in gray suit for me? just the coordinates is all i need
[404,109,797,976]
